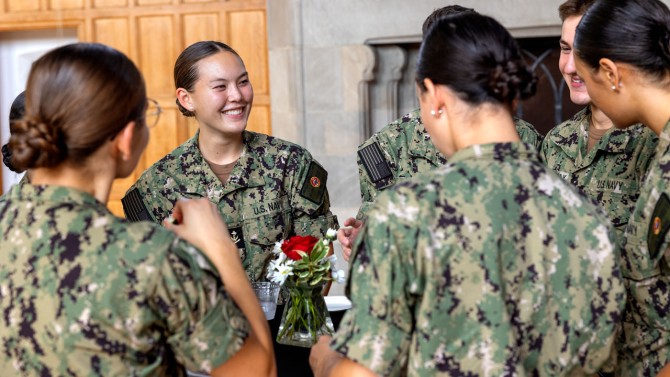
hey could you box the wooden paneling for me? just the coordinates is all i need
[0,1,271,216]
[93,0,127,8]
[137,15,175,95]
[93,18,130,56]
[49,0,85,10]
[229,11,268,94]
[182,13,219,47]
[6,0,40,12]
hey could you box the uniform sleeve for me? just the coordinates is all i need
[331,193,414,376]
[289,151,339,237]
[514,118,544,150]
[152,240,250,373]
[122,179,175,224]
[356,146,379,221]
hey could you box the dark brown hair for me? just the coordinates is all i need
[417,12,536,107]
[173,41,242,117]
[558,0,596,21]
[575,0,670,83]
[8,43,145,171]
[2,91,26,172]
[422,5,475,37]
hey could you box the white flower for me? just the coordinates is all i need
[269,260,295,285]
[327,254,338,264]
[332,269,346,284]
[272,241,283,254]
[326,228,337,239]
[322,239,330,247]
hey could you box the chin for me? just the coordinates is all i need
[569,92,591,106]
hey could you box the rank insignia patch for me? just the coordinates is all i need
[300,161,327,204]
[648,193,670,261]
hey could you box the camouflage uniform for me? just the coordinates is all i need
[123,130,339,282]
[0,183,249,376]
[334,142,624,376]
[541,107,658,243]
[616,121,670,376]
[356,108,543,219]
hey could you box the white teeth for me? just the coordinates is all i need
[223,109,243,115]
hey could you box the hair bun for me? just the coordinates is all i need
[8,117,67,171]
[487,60,537,104]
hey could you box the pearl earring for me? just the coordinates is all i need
[611,85,616,91]
[430,109,443,117]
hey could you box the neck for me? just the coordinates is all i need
[29,161,115,203]
[635,86,670,135]
[589,105,614,130]
[198,127,244,165]
[451,105,520,153]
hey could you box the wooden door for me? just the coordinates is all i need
[0,0,271,216]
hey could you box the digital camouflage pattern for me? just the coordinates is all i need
[334,142,624,376]
[356,108,544,220]
[0,183,249,376]
[541,107,658,243]
[616,120,670,376]
[125,130,338,282]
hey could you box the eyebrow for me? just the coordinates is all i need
[209,72,249,84]
[559,39,570,46]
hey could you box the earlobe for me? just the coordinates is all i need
[599,58,621,89]
[113,121,136,161]
[176,88,193,111]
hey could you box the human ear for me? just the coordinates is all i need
[599,58,622,89]
[112,121,137,161]
[176,87,194,111]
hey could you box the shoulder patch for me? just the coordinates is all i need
[648,193,670,261]
[358,142,393,189]
[122,188,152,222]
[300,161,328,204]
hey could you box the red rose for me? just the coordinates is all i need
[281,235,319,261]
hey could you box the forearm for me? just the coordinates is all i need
[205,238,274,353]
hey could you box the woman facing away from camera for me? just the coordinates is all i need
[0,42,274,376]
[309,11,624,377]
[573,0,670,374]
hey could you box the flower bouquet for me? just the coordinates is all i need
[266,229,346,347]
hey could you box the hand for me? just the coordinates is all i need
[163,198,236,266]
[337,218,363,261]
[309,335,339,377]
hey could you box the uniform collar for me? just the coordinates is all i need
[548,106,632,162]
[408,109,447,166]
[449,142,539,165]
[179,130,266,201]
[8,182,107,211]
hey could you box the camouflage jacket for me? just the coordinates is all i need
[541,107,658,243]
[0,184,249,376]
[617,120,670,375]
[356,108,544,220]
[123,130,339,282]
[334,142,624,376]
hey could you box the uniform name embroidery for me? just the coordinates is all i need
[596,179,624,193]
[253,198,283,216]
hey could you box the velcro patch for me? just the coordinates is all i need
[122,188,152,222]
[358,142,393,189]
[647,193,670,261]
[299,161,327,204]
[228,226,246,251]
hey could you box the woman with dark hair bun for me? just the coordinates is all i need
[0,43,274,376]
[573,0,670,374]
[309,12,624,377]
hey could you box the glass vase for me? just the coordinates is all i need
[276,281,334,348]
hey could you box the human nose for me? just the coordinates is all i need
[228,84,242,101]
[565,51,576,74]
